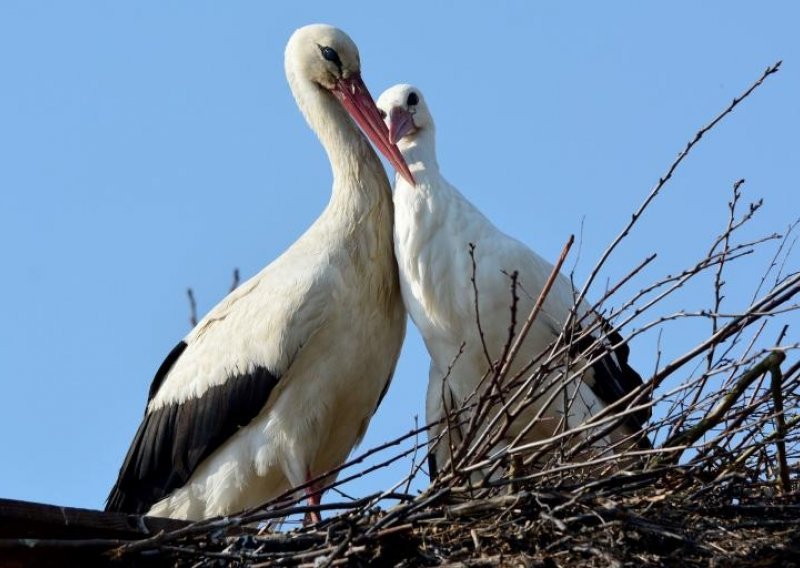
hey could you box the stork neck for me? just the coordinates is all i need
[288,74,388,212]
[399,129,439,185]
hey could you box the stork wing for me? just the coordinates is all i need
[571,317,650,431]
[106,263,330,514]
[105,346,278,513]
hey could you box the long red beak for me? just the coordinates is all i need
[333,74,415,185]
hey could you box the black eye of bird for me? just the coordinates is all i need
[406,92,419,106]
[379,109,387,119]
[320,46,342,66]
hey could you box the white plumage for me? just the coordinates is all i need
[106,25,412,521]
[376,84,649,475]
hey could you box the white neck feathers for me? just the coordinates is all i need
[286,69,389,213]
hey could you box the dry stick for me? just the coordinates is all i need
[597,238,773,357]
[498,270,521,374]
[699,358,800,468]
[752,218,800,304]
[704,322,773,453]
[468,243,495,372]
[484,271,523,428]
[257,422,430,513]
[542,66,787,438]
[476,316,653,477]
[584,270,800,441]
[446,365,504,479]
[692,362,764,456]
[501,310,657,455]
[649,272,800,394]
[500,378,598,474]
[690,416,789,477]
[705,180,746,375]
[771,224,800,290]
[501,234,776,459]
[498,390,659,465]
[495,270,522,417]
[506,268,796,468]
[600,235,777,358]
[725,414,800,477]
[467,251,516,435]
[659,350,786,464]
[457,235,574,469]
[115,424,431,557]
[686,387,781,460]
[319,526,355,568]
[434,342,467,480]
[503,250,653,396]
[448,248,517,471]
[709,241,785,402]
[769,359,791,494]
[588,340,780,468]
[112,495,380,558]
[718,306,771,392]
[473,254,662,469]
[186,287,198,327]
[499,234,574,382]
[363,487,452,537]
[570,61,781,319]
[448,272,618,479]
[262,448,417,524]
[186,267,239,328]
[403,415,421,495]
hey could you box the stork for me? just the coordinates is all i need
[106,25,413,522]
[376,84,649,476]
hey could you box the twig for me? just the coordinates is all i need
[572,61,782,318]
[186,287,197,327]
[770,358,791,493]
[661,350,787,463]
[468,243,495,371]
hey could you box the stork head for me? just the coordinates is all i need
[376,84,434,148]
[285,24,414,184]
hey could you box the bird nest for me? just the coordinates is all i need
[3,63,798,567]
[104,344,800,567]
[98,61,800,567]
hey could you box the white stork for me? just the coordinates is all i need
[376,84,649,476]
[106,25,413,521]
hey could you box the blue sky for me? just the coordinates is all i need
[1,3,798,510]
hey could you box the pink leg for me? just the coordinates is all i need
[303,468,322,525]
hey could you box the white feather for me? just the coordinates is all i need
[377,84,642,474]
[118,25,407,520]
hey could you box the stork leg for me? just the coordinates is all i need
[303,468,322,525]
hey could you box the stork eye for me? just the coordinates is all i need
[320,46,342,66]
[406,92,419,106]
[378,109,387,119]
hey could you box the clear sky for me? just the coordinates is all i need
[1,2,798,511]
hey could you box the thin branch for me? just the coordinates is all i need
[186,287,197,327]
[660,350,786,463]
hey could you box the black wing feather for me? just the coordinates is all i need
[147,341,187,403]
[106,342,279,514]
[571,322,651,431]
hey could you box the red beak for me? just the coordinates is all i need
[333,74,415,185]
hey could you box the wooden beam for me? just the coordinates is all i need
[0,498,189,540]
[0,498,191,566]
